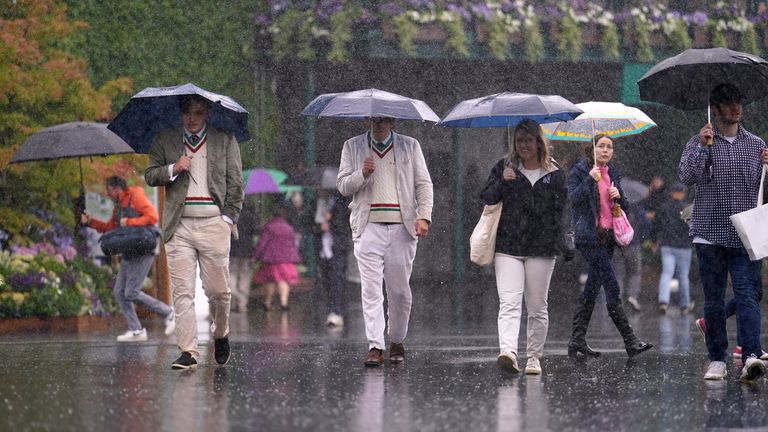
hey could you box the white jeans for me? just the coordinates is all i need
[354,223,418,350]
[494,254,556,359]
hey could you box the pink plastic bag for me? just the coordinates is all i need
[612,204,634,247]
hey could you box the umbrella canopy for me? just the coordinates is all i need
[108,83,250,153]
[301,88,440,122]
[637,48,768,110]
[541,102,657,142]
[10,122,134,163]
[291,166,339,189]
[243,168,302,195]
[438,92,583,128]
[620,178,649,204]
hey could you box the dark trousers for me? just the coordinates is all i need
[696,244,763,361]
[579,243,622,305]
[318,250,348,315]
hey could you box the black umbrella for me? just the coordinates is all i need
[9,121,136,224]
[10,121,135,189]
[108,83,251,153]
[637,48,768,110]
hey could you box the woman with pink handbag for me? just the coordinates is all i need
[566,134,653,358]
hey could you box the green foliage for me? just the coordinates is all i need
[524,18,545,63]
[441,12,469,57]
[392,13,418,56]
[668,20,692,52]
[600,23,621,61]
[708,22,727,48]
[556,15,582,62]
[633,18,654,63]
[328,10,354,62]
[0,0,132,242]
[487,15,510,60]
[270,8,315,61]
[739,25,760,56]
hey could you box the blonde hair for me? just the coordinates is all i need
[505,119,552,169]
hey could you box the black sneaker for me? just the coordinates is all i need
[171,352,197,370]
[214,337,231,365]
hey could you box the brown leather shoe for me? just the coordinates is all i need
[364,348,384,367]
[389,343,405,363]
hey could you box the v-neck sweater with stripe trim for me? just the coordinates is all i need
[368,147,402,223]
[182,139,220,217]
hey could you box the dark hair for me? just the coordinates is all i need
[271,201,287,218]
[710,83,744,106]
[179,94,212,113]
[105,176,127,190]
[585,133,612,164]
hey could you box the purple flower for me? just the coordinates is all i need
[685,11,708,27]
[255,14,270,27]
[9,271,48,291]
[446,4,472,22]
[471,4,492,21]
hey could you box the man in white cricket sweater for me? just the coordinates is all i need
[337,117,433,367]
[145,95,243,370]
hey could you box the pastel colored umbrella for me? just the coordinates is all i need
[243,168,302,195]
[541,102,657,142]
[438,92,583,128]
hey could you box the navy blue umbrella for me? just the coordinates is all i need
[438,92,583,128]
[108,83,250,153]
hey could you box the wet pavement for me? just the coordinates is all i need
[2,274,768,431]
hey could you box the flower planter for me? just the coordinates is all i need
[622,28,666,47]
[474,23,522,44]
[693,26,709,47]
[581,24,601,45]
[0,315,119,334]
[381,22,448,42]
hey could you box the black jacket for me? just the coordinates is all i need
[480,159,568,257]
[653,197,691,248]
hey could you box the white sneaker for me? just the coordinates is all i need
[627,296,641,311]
[740,356,766,383]
[524,357,542,375]
[117,328,147,342]
[704,361,727,380]
[497,352,520,372]
[325,313,344,327]
[164,309,176,336]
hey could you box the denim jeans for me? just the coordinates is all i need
[658,246,693,307]
[115,254,172,331]
[695,244,763,361]
[579,243,621,306]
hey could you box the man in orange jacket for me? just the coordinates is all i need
[82,176,176,341]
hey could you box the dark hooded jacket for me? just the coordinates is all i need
[480,158,569,257]
[567,158,629,246]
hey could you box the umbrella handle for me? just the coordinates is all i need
[705,105,713,146]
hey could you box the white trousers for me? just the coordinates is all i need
[494,254,556,359]
[354,223,418,350]
[166,217,232,359]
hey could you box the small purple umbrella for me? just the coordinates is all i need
[243,168,302,195]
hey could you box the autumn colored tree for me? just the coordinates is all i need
[0,0,132,244]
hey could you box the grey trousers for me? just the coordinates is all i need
[115,255,172,331]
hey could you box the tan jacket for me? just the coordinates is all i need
[145,126,243,242]
[337,132,433,239]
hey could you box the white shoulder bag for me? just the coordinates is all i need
[469,202,502,266]
[730,165,768,261]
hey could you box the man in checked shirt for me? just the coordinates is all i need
[679,83,768,383]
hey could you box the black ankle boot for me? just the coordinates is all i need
[568,299,601,358]
[606,302,654,357]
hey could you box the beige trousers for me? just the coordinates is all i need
[166,217,232,358]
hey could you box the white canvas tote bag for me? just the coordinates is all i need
[469,202,502,266]
[730,165,768,261]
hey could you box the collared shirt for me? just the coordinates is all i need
[678,124,766,248]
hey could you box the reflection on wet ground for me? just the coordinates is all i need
[1,276,767,431]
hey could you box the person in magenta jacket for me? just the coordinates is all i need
[253,203,301,310]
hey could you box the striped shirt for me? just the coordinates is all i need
[678,124,766,248]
